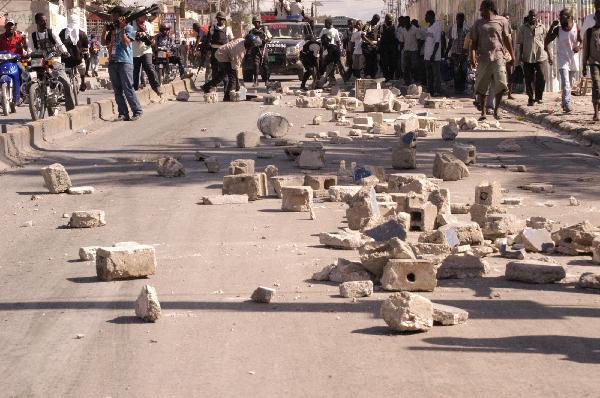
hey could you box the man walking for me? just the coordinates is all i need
[102,6,143,121]
[545,8,581,113]
[423,10,442,96]
[399,17,419,85]
[131,9,162,96]
[470,0,514,120]
[206,12,234,87]
[446,13,469,94]
[87,34,101,77]
[517,10,548,106]
[582,9,600,120]
[362,14,381,79]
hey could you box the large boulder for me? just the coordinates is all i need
[257,112,290,138]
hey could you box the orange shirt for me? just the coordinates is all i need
[0,32,25,56]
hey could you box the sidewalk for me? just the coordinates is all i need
[502,91,600,152]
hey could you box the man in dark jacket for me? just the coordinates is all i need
[59,15,88,92]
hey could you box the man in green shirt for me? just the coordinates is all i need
[517,9,549,106]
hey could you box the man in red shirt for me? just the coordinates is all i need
[0,18,27,55]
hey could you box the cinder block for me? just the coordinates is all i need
[381,259,437,291]
[222,173,267,200]
[407,201,437,232]
[96,243,156,281]
[475,181,502,206]
[281,186,313,212]
[304,175,337,191]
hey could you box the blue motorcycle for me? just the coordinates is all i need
[0,51,21,116]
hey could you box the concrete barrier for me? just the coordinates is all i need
[0,78,192,171]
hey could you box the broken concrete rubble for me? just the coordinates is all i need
[432,303,469,326]
[41,163,72,193]
[363,218,408,242]
[79,246,98,261]
[236,131,260,148]
[135,285,161,322]
[228,159,255,175]
[482,214,524,240]
[328,185,362,202]
[201,194,249,205]
[437,254,490,279]
[157,157,185,177]
[363,88,394,112]
[475,181,502,206]
[578,272,600,289]
[325,258,373,283]
[67,186,94,195]
[381,259,437,292]
[96,243,157,281]
[339,280,373,298]
[69,210,106,228]
[515,228,555,253]
[380,292,433,332]
[305,175,337,191]
[432,152,469,181]
[251,286,276,303]
[346,187,381,230]
[551,221,600,255]
[281,186,313,212]
[505,261,566,284]
[222,173,267,201]
[438,222,485,247]
[204,157,220,173]
[257,112,290,138]
[453,143,476,165]
[271,175,305,198]
[297,145,326,170]
[319,230,367,249]
[442,120,459,141]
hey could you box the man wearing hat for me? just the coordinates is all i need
[206,12,234,85]
[0,18,28,56]
[247,16,272,87]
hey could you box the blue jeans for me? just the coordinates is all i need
[108,62,142,117]
[559,68,575,109]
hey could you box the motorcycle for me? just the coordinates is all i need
[154,46,177,84]
[24,51,70,120]
[0,51,22,116]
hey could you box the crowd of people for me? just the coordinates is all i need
[4,0,600,121]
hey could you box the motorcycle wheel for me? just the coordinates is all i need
[1,84,9,116]
[28,82,45,120]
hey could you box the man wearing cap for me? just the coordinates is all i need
[201,35,261,101]
[0,18,28,56]
[101,6,143,121]
[247,16,272,87]
[131,7,161,96]
[206,12,234,85]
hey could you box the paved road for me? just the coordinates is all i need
[1,86,599,397]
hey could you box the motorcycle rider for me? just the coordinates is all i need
[0,18,28,56]
[247,16,272,87]
[131,8,162,96]
[154,23,186,79]
[205,12,234,85]
[59,15,89,92]
[29,12,75,112]
[201,34,261,101]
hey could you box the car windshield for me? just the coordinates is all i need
[265,23,307,39]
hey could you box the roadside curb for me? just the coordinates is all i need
[0,78,194,171]
[502,99,600,154]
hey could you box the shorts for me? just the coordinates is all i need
[475,58,508,96]
[352,54,365,70]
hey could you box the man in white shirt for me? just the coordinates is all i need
[582,0,600,33]
[289,1,304,17]
[400,17,419,84]
[131,10,161,95]
[350,20,364,77]
[320,18,342,48]
[423,10,441,95]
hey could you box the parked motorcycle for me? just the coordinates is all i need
[0,51,22,116]
[24,51,71,120]
[154,46,177,84]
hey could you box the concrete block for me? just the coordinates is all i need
[228,159,255,175]
[505,261,566,284]
[319,230,366,249]
[578,272,600,289]
[79,246,98,261]
[222,173,267,200]
[515,228,555,253]
[96,243,156,281]
[388,173,438,194]
[271,175,306,198]
[453,143,476,164]
[475,181,501,206]
[41,163,72,193]
[353,116,373,127]
[339,280,373,298]
[328,185,363,202]
[328,258,373,283]
[67,186,95,195]
[437,254,490,279]
[432,152,469,181]
[363,218,408,242]
[281,186,313,212]
[297,148,325,169]
[407,201,437,232]
[392,146,417,169]
[380,292,433,332]
[295,96,321,108]
[394,114,420,134]
[304,175,337,191]
[95,99,115,120]
[69,210,106,228]
[236,132,261,148]
[135,285,161,322]
[381,259,437,292]
[67,106,93,131]
[363,88,394,112]
[346,187,380,230]
[205,157,220,173]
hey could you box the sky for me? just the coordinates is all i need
[311,0,385,21]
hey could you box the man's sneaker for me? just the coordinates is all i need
[115,114,129,121]
[80,83,87,92]
[527,99,534,106]
[564,106,572,113]
[129,113,142,121]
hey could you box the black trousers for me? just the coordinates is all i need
[380,46,397,81]
[364,51,378,79]
[133,53,160,91]
[403,50,418,85]
[523,61,546,101]
[202,61,236,99]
